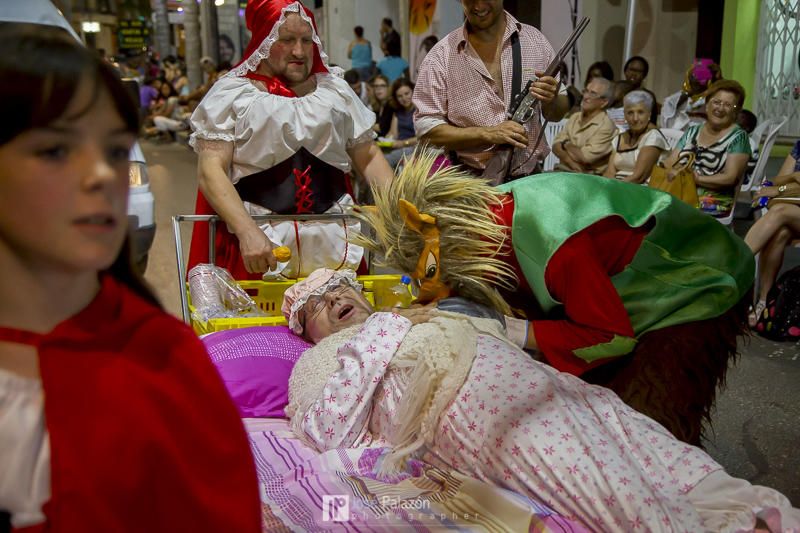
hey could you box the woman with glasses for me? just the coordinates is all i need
[662,80,751,218]
[283,268,800,532]
[368,74,393,137]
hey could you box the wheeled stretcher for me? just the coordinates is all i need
[171,212,405,334]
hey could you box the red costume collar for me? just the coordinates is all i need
[245,71,298,98]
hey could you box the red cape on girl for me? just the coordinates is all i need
[3,276,261,532]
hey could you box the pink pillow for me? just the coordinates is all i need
[202,326,311,418]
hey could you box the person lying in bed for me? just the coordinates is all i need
[283,268,800,533]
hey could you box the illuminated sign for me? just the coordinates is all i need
[118,19,150,50]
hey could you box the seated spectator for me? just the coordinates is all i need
[604,90,669,183]
[737,108,758,135]
[163,55,189,97]
[585,60,614,85]
[606,80,636,131]
[660,59,722,130]
[377,37,409,83]
[180,56,220,107]
[661,80,751,218]
[218,34,236,65]
[411,35,438,83]
[369,74,394,137]
[283,269,800,533]
[144,80,187,141]
[744,139,800,326]
[348,26,373,82]
[552,76,616,174]
[344,68,370,106]
[737,109,759,186]
[144,79,177,123]
[567,61,613,116]
[382,78,418,168]
[623,55,649,90]
[139,76,161,116]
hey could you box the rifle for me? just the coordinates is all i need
[488,17,590,182]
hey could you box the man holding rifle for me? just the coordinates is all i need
[413,0,570,182]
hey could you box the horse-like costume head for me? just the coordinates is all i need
[354,150,517,314]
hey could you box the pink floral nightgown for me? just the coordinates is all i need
[296,313,799,532]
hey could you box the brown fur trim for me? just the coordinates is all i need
[583,294,749,446]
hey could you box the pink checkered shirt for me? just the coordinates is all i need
[413,12,558,180]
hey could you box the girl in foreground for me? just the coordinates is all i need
[0,28,260,531]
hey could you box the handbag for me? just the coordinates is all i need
[754,266,800,342]
[648,152,700,207]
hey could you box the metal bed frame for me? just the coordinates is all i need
[171,212,361,324]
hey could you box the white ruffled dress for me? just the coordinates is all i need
[189,72,376,278]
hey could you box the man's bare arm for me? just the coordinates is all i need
[421,121,528,151]
[348,141,394,189]
[197,140,277,272]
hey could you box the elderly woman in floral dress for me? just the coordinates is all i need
[283,268,800,533]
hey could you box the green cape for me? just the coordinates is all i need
[498,173,754,361]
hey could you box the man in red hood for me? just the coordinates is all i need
[188,0,394,280]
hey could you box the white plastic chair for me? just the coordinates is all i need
[749,119,772,150]
[713,188,744,226]
[543,119,568,171]
[741,116,788,192]
[659,128,686,150]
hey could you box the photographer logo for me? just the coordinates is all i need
[322,495,350,522]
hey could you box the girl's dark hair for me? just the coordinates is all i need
[586,61,614,84]
[390,78,414,110]
[354,26,364,38]
[158,79,179,99]
[0,26,139,144]
[420,35,438,53]
[624,56,650,78]
[0,26,160,307]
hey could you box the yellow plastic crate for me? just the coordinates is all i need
[189,274,406,335]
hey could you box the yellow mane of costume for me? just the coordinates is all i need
[353,150,517,314]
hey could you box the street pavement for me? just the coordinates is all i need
[140,140,800,505]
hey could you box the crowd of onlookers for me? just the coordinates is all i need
[343,18,421,170]
[340,27,799,341]
[135,19,798,342]
[538,56,799,337]
[113,53,231,143]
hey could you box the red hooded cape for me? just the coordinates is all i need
[3,276,261,532]
[189,0,330,280]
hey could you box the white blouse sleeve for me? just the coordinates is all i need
[298,313,411,451]
[188,77,259,145]
[642,129,670,151]
[327,76,376,148]
[0,371,49,529]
